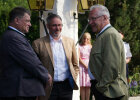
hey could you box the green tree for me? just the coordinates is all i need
[0,0,39,42]
[105,0,140,71]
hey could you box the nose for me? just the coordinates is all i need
[88,19,92,25]
[56,25,59,29]
[29,21,32,26]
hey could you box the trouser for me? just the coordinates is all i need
[90,80,128,100]
[0,97,36,100]
[126,64,129,79]
[48,78,73,100]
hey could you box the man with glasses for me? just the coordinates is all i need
[0,7,52,100]
[32,14,79,100]
[88,5,128,100]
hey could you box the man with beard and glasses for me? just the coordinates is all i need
[32,14,79,100]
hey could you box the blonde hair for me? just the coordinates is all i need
[81,32,91,45]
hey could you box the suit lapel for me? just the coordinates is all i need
[62,36,70,65]
[97,26,112,38]
[44,35,54,67]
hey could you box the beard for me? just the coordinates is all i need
[52,31,61,38]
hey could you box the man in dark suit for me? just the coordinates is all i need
[88,5,128,100]
[0,7,52,100]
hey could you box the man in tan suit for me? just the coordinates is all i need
[32,14,79,100]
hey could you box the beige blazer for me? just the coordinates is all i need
[32,35,79,100]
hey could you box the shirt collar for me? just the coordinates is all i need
[48,33,62,42]
[8,26,25,36]
[96,24,111,38]
[99,24,111,34]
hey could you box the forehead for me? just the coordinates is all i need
[89,9,98,16]
[83,34,90,38]
[22,13,30,19]
[50,17,62,24]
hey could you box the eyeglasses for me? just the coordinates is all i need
[50,24,63,27]
[88,15,103,22]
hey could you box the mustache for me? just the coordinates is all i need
[52,31,61,38]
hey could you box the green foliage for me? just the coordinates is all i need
[0,0,39,42]
[129,68,140,96]
[0,0,28,37]
[129,87,140,96]
[105,0,140,69]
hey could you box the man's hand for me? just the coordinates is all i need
[36,74,52,100]
[47,74,52,87]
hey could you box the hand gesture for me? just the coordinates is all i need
[46,74,52,87]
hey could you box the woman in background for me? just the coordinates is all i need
[79,32,92,100]
[119,31,132,81]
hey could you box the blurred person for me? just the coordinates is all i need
[119,31,132,80]
[79,32,92,100]
[88,4,128,100]
[32,14,79,100]
[0,7,52,100]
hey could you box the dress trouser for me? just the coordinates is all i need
[48,78,73,100]
[90,80,127,100]
[0,97,36,100]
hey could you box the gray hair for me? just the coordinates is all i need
[90,4,110,18]
[46,13,62,24]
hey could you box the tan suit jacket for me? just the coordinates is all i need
[32,35,79,100]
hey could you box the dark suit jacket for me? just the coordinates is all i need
[0,28,49,97]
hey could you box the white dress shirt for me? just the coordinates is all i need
[123,42,132,59]
[49,35,70,81]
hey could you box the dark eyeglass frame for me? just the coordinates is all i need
[88,15,103,22]
[50,24,63,27]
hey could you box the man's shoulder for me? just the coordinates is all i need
[2,29,25,42]
[62,35,74,42]
[33,35,48,43]
[103,27,120,39]
[105,27,118,34]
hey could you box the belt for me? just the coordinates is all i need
[90,80,97,84]
[53,78,69,84]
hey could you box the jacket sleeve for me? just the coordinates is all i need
[96,33,125,92]
[72,40,79,80]
[8,36,49,85]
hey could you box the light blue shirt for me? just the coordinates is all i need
[49,35,70,81]
[8,26,25,36]
[88,24,111,80]
[96,24,111,38]
[88,68,95,80]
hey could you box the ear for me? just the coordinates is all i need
[104,15,109,20]
[14,17,19,24]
